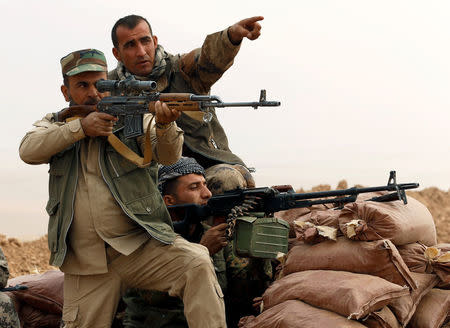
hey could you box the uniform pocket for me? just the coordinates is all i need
[62,305,79,324]
[45,198,60,216]
[45,198,60,253]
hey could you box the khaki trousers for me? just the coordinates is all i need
[62,237,226,328]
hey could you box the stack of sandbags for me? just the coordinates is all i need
[240,195,449,327]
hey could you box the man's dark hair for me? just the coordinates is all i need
[161,178,179,196]
[111,15,153,48]
[63,75,69,87]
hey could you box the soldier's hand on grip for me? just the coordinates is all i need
[154,100,181,124]
[81,112,117,137]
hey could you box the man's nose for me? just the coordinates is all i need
[136,42,146,57]
[202,186,212,200]
[88,84,101,97]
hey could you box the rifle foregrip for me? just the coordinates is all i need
[157,94,201,111]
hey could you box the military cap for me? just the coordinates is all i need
[60,48,107,76]
[158,157,205,192]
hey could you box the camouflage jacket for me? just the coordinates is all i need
[109,28,246,168]
[0,248,20,328]
[0,248,8,288]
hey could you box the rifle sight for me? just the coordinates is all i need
[96,76,156,93]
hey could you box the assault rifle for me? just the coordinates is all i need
[56,76,281,138]
[169,171,419,238]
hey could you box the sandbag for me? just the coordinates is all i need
[262,270,409,320]
[20,304,61,328]
[424,243,450,288]
[398,243,432,273]
[293,220,338,244]
[275,204,335,238]
[238,299,367,328]
[388,272,439,327]
[362,307,401,328]
[338,196,436,246]
[398,243,450,289]
[407,288,450,328]
[283,237,417,289]
[7,270,64,314]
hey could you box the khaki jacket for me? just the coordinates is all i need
[19,114,183,271]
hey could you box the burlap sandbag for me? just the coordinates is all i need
[362,307,401,328]
[388,272,439,327]
[7,270,64,314]
[398,243,450,289]
[398,243,432,273]
[275,204,336,238]
[238,299,367,328]
[293,220,338,244]
[424,243,450,288]
[283,237,417,289]
[262,270,409,320]
[338,196,436,246]
[20,304,61,328]
[407,288,450,328]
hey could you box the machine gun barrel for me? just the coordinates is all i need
[170,171,419,238]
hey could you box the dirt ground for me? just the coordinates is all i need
[2,184,449,278]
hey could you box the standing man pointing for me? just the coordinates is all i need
[109,15,263,170]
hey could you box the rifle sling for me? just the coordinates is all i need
[67,116,153,168]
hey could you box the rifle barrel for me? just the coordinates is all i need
[204,101,281,108]
[286,183,418,201]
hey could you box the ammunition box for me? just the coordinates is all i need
[233,215,289,259]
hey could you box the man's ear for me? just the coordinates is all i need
[61,85,70,102]
[112,47,121,61]
[153,35,158,47]
[163,194,176,206]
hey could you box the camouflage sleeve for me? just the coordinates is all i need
[0,248,9,288]
[0,293,20,328]
[179,28,241,94]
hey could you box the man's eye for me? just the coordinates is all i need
[140,37,152,45]
[123,42,135,49]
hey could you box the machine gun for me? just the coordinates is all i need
[56,76,281,138]
[169,171,419,250]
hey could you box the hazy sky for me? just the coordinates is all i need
[1,0,449,238]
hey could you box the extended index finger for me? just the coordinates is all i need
[240,16,264,26]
